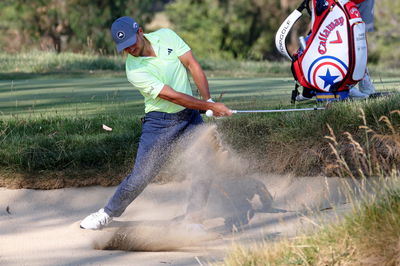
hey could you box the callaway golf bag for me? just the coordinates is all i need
[275,0,368,102]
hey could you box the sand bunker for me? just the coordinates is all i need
[0,124,362,265]
[88,125,354,252]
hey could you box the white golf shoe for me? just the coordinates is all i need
[80,208,112,230]
[295,94,313,101]
[349,87,369,99]
[358,72,376,95]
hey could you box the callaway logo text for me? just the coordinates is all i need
[318,17,345,54]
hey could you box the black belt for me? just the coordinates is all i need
[145,108,199,121]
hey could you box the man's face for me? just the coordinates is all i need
[124,28,144,57]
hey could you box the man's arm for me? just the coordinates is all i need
[179,50,211,101]
[158,85,232,117]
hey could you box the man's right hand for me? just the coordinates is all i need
[209,102,233,117]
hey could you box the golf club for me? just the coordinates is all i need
[205,107,325,117]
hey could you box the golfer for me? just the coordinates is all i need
[80,16,232,230]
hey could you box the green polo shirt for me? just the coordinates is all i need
[125,28,192,113]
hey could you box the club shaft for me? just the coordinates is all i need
[232,107,325,113]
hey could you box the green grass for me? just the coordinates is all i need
[1,75,399,119]
[1,52,400,187]
[0,75,302,185]
[0,76,300,119]
[1,75,400,182]
[217,94,400,175]
[0,115,141,172]
[0,76,295,175]
[1,83,400,185]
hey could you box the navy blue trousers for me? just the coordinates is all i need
[104,109,203,217]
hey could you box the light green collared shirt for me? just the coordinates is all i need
[125,28,192,113]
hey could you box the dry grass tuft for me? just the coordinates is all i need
[325,109,400,178]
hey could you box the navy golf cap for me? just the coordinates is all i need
[111,16,139,52]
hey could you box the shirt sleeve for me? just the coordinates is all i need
[165,29,191,56]
[126,69,165,99]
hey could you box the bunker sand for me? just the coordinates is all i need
[0,175,356,265]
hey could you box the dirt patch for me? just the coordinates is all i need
[0,169,125,189]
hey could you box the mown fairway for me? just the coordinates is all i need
[1,75,399,119]
[0,76,296,118]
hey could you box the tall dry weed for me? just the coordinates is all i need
[325,108,400,178]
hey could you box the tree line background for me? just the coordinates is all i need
[0,0,399,66]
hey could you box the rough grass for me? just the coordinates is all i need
[219,109,400,266]
[2,95,400,189]
[217,95,400,176]
[221,177,400,265]
[0,115,141,171]
[0,115,141,188]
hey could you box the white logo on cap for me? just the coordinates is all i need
[117,31,125,39]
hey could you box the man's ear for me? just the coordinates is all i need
[137,27,144,35]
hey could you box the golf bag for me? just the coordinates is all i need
[275,0,368,102]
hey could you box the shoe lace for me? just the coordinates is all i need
[92,211,109,225]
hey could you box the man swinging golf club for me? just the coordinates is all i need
[80,16,232,230]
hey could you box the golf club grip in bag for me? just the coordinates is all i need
[276,0,368,94]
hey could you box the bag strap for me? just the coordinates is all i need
[298,0,311,16]
[275,0,312,61]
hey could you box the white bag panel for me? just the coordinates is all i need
[352,22,368,81]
